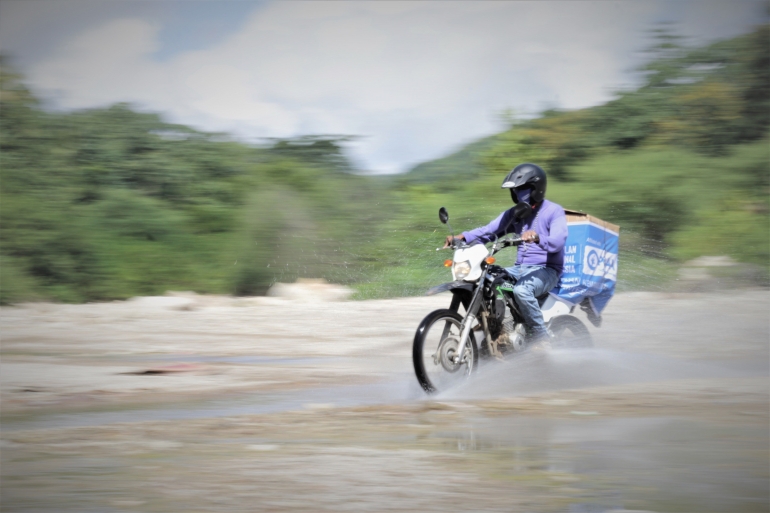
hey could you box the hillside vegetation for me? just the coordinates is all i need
[0,65,387,302]
[1,25,768,303]
[363,25,769,298]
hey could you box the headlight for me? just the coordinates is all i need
[453,260,471,280]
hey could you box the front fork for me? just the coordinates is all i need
[453,314,477,365]
[452,283,484,366]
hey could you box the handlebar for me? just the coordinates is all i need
[436,239,466,251]
[499,237,524,247]
[436,236,523,251]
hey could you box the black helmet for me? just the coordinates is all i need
[501,163,547,205]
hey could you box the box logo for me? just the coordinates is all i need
[583,245,617,281]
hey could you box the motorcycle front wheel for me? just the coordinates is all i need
[549,315,592,348]
[412,309,478,394]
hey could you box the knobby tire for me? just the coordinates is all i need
[412,308,478,394]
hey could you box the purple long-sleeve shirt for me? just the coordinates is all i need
[462,199,568,275]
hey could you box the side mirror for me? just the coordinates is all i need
[438,207,449,225]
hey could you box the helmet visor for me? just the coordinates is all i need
[513,186,532,205]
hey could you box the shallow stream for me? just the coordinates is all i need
[4,348,766,432]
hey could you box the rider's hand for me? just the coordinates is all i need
[443,234,465,249]
[522,230,540,243]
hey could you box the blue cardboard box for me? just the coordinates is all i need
[551,210,620,315]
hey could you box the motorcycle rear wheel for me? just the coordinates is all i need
[413,309,478,393]
[549,315,592,348]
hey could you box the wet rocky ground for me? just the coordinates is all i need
[1,290,768,512]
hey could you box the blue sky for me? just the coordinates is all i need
[1,0,766,173]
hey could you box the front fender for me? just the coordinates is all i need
[427,281,474,313]
[426,281,474,296]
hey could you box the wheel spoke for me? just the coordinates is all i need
[413,310,478,393]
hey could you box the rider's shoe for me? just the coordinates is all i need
[527,332,552,353]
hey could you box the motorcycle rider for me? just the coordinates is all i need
[443,163,567,345]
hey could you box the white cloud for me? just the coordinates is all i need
[25,0,764,174]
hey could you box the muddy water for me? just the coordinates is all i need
[3,349,766,432]
[1,376,420,431]
[2,388,767,513]
[1,291,769,512]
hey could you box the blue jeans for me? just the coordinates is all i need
[504,265,560,337]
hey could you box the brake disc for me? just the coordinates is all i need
[436,335,463,373]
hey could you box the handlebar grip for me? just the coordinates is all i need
[448,238,464,249]
[436,242,458,251]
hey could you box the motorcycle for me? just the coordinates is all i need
[412,207,592,393]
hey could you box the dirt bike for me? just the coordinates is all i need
[412,207,592,393]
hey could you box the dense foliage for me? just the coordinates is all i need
[0,62,385,302]
[1,25,768,303]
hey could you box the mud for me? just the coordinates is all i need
[1,290,769,512]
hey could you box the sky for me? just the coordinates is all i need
[0,0,766,174]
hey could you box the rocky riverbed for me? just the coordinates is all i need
[2,289,768,512]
